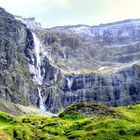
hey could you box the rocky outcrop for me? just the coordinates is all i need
[59,102,121,118]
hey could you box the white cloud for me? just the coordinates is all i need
[0,0,140,27]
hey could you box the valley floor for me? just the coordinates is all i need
[0,103,140,140]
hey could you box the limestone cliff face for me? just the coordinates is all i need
[0,8,36,105]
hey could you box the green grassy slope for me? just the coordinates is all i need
[0,103,140,140]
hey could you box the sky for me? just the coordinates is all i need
[0,0,140,28]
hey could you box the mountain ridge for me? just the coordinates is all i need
[49,18,140,29]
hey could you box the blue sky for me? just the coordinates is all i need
[0,0,140,28]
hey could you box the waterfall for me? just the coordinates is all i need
[66,77,73,91]
[63,50,67,60]
[32,33,46,111]
[33,33,42,84]
[38,88,46,111]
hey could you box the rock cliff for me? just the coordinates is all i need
[0,7,36,106]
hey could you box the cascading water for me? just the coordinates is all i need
[33,33,43,83]
[66,77,73,104]
[32,33,46,111]
[66,77,73,91]
[63,50,67,60]
[38,87,46,111]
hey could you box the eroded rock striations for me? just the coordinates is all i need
[1,7,140,113]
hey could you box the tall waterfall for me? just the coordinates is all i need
[32,33,46,111]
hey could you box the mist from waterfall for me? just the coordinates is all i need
[32,33,46,111]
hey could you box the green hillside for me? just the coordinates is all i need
[0,103,140,140]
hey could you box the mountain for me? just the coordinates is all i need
[1,7,140,114]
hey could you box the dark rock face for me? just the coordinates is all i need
[42,57,57,84]
[0,8,36,105]
[44,64,140,113]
